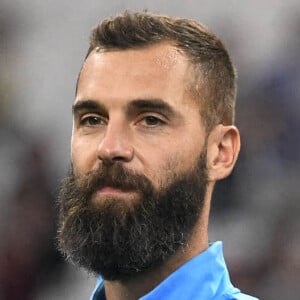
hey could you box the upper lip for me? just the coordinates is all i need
[99,186,133,193]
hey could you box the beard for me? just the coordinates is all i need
[57,149,208,281]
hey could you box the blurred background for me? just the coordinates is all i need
[0,0,299,299]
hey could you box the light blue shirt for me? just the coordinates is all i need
[90,241,258,299]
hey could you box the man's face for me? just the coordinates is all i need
[58,43,209,280]
[71,43,206,187]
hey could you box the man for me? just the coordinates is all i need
[58,11,258,300]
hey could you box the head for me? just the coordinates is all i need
[80,11,237,131]
[58,11,240,280]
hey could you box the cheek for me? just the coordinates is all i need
[143,142,202,189]
[71,137,98,175]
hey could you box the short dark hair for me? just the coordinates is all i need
[82,11,237,130]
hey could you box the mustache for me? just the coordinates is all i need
[73,163,154,195]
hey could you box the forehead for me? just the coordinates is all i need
[82,42,187,74]
[76,43,196,109]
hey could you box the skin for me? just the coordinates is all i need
[72,42,240,300]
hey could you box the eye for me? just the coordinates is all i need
[140,115,165,127]
[80,115,104,127]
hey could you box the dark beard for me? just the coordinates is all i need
[57,150,208,281]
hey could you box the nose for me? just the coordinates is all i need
[97,122,134,164]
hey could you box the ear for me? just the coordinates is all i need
[206,125,240,182]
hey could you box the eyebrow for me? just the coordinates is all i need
[72,100,107,116]
[127,98,178,118]
[72,98,180,120]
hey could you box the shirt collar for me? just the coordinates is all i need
[90,241,245,300]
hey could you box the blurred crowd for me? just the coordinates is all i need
[0,1,299,299]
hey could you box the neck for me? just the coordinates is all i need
[104,242,208,300]
[104,184,213,300]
